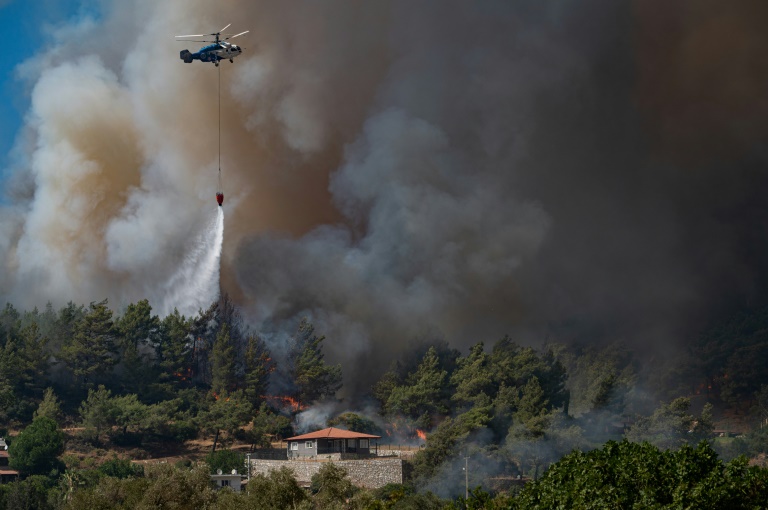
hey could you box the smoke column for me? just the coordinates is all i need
[1,1,768,392]
[160,207,224,317]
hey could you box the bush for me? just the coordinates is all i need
[98,457,144,478]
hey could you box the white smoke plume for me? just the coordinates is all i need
[2,0,768,390]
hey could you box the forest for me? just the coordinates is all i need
[2,297,768,509]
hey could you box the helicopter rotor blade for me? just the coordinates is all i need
[175,39,215,43]
[225,30,249,40]
[175,34,206,38]
[219,23,231,34]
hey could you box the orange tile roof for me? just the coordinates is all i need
[0,470,19,475]
[0,451,8,458]
[286,427,381,441]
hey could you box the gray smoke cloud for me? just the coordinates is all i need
[2,0,768,392]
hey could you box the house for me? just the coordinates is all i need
[211,469,244,491]
[285,427,381,460]
[0,439,19,484]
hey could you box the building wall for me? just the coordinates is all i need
[211,474,243,492]
[288,439,317,458]
[288,438,373,459]
[248,458,403,489]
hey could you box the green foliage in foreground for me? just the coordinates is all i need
[6,439,768,510]
[8,417,65,477]
[510,440,768,510]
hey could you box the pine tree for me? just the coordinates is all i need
[60,299,117,388]
[451,342,494,407]
[288,319,342,406]
[243,334,274,407]
[115,299,160,395]
[211,324,236,396]
[385,346,449,428]
[157,308,193,389]
[34,387,63,424]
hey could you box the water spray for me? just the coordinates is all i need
[160,207,224,316]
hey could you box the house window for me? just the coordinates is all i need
[305,441,314,449]
[347,439,355,448]
[360,439,369,449]
[291,442,298,450]
[222,480,230,487]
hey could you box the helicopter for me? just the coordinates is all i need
[176,24,249,66]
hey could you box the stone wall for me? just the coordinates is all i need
[248,458,403,489]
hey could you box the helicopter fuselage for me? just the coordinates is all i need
[180,42,242,65]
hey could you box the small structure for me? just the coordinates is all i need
[0,439,19,484]
[211,469,244,491]
[286,427,381,460]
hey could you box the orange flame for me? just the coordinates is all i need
[416,429,427,441]
[264,395,306,412]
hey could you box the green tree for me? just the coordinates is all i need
[504,413,591,480]
[513,376,550,432]
[16,322,50,397]
[626,397,713,449]
[98,457,144,479]
[205,449,244,475]
[34,388,63,424]
[511,440,768,510]
[0,303,19,338]
[46,302,85,363]
[79,385,117,445]
[288,319,342,407]
[188,301,219,386]
[450,342,494,408]
[0,322,49,421]
[157,309,193,392]
[110,394,148,443]
[60,299,117,388]
[372,361,403,412]
[2,475,55,510]
[385,346,449,429]
[115,299,160,396]
[311,463,354,509]
[243,333,274,408]
[410,402,493,483]
[211,324,237,396]
[63,464,215,510]
[249,402,293,447]
[245,466,308,509]
[201,391,253,452]
[9,416,65,476]
[490,338,568,412]
[328,412,382,435]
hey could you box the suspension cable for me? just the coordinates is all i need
[218,62,221,174]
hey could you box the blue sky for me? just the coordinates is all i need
[0,0,96,168]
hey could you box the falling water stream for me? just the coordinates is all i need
[160,206,224,316]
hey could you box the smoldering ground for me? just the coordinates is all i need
[2,0,768,393]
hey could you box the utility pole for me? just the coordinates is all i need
[464,455,469,506]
